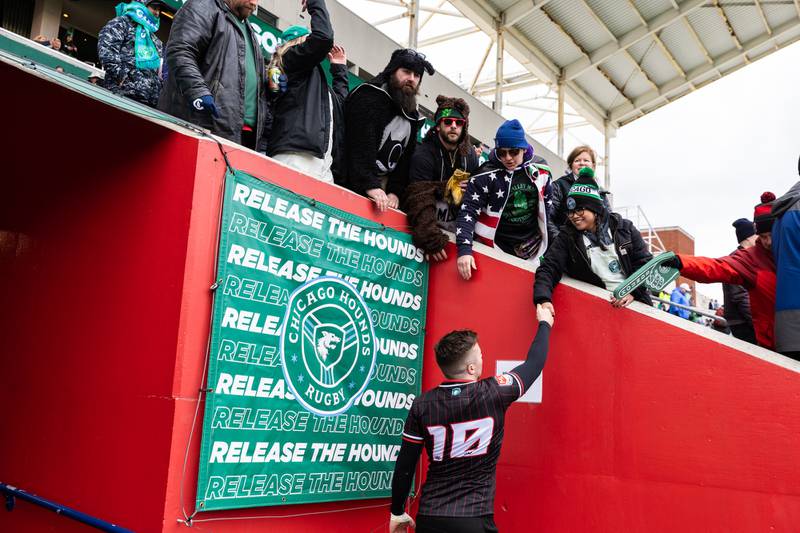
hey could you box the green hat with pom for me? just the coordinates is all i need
[566,167,604,214]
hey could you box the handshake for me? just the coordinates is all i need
[536,303,554,327]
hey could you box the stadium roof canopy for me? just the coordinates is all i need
[397,0,800,133]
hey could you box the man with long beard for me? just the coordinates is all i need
[344,49,434,212]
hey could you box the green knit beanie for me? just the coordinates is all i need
[566,167,603,213]
[281,25,310,43]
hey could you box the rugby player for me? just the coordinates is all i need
[389,304,554,532]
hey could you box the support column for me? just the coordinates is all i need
[30,0,63,40]
[604,119,611,192]
[408,0,419,49]
[493,23,504,115]
[557,75,565,159]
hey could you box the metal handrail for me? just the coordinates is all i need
[652,297,727,325]
[1,482,135,532]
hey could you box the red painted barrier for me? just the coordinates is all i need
[2,57,800,533]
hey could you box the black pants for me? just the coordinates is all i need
[781,351,800,362]
[730,323,757,345]
[415,514,498,533]
[240,129,256,150]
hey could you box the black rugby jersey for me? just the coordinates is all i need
[401,371,525,517]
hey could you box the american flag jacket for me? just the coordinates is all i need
[455,155,553,267]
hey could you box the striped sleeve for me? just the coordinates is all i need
[401,398,424,444]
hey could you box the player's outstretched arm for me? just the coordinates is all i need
[510,304,554,392]
[389,440,423,531]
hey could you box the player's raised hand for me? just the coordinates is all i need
[536,303,554,327]
[389,512,415,533]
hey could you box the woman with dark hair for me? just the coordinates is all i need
[534,168,653,313]
[548,145,610,237]
[455,119,553,280]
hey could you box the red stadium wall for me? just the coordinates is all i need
[2,59,800,533]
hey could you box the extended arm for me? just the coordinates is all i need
[390,439,423,515]
[282,0,334,74]
[533,231,570,304]
[510,320,551,393]
[455,174,488,257]
[678,254,745,286]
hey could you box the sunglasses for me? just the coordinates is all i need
[440,118,465,127]
[496,148,522,158]
[399,48,427,60]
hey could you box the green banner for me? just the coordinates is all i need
[196,170,428,511]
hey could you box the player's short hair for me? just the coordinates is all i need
[434,330,478,377]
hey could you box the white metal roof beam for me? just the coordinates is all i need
[753,0,772,37]
[539,0,647,111]
[448,0,609,131]
[563,0,706,81]
[418,26,480,46]
[711,0,747,63]
[610,17,800,123]
[623,0,689,84]
[501,0,555,28]
[573,0,660,94]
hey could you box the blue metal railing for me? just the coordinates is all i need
[1,482,135,532]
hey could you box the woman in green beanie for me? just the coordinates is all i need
[533,167,654,314]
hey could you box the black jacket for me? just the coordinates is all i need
[267,0,348,178]
[344,82,424,197]
[549,170,611,237]
[158,0,269,146]
[722,246,753,328]
[534,212,653,305]
[408,132,479,184]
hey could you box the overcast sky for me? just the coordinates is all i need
[339,0,800,299]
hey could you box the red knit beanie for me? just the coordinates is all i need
[753,191,776,233]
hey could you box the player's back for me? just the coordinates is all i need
[408,375,519,517]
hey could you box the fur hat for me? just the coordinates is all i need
[426,95,471,156]
[372,48,435,86]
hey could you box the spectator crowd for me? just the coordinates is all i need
[84,0,800,361]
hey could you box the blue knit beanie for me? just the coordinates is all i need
[494,119,527,149]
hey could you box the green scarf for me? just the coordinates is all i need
[115,2,160,70]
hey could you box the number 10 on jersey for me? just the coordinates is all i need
[426,417,495,461]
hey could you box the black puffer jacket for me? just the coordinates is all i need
[344,82,424,197]
[534,212,653,305]
[268,0,348,179]
[158,0,268,146]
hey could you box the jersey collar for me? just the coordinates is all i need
[439,379,477,388]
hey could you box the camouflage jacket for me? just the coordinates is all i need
[98,16,163,107]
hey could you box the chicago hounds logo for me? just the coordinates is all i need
[281,277,377,416]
